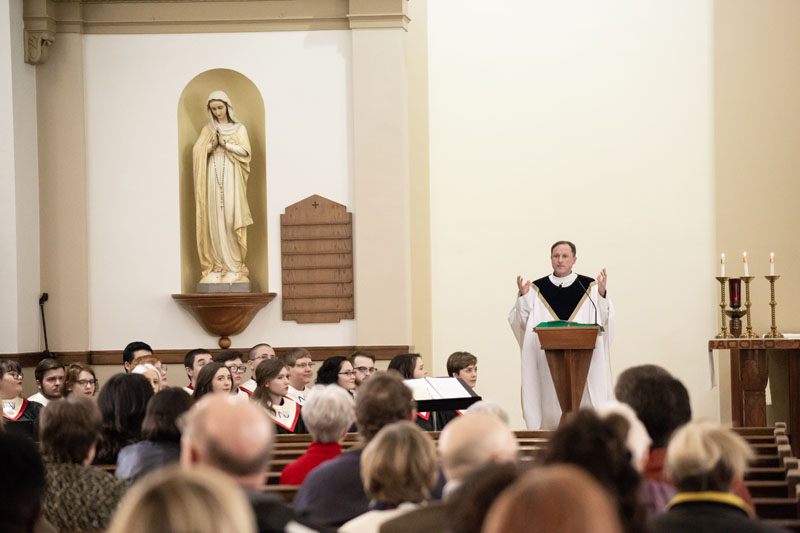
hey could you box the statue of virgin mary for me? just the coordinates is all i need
[192,90,253,285]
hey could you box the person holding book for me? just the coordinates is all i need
[508,240,614,430]
[388,354,438,431]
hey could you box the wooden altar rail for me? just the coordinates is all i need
[0,345,410,367]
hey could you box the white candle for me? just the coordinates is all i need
[743,252,749,276]
[770,252,775,276]
[720,253,726,277]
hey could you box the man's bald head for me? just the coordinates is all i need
[181,395,274,488]
[439,413,519,482]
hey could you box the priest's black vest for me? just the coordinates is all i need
[532,274,595,320]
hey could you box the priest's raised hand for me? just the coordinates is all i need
[597,268,608,297]
[516,275,531,296]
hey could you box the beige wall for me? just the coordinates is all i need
[407,0,433,363]
[715,0,800,424]
[0,0,41,353]
[36,33,89,351]
[351,28,413,346]
[715,0,800,333]
[427,0,717,429]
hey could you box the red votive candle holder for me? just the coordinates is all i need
[729,278,741,308]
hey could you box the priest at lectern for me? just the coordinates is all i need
[508,240,614,430]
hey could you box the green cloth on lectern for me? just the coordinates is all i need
[534,321,605,332]
[535,321,595,328]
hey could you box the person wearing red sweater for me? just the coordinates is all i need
[280,384,354,485]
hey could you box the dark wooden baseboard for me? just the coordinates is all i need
[1,345,410,367]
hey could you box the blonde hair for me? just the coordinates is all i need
[132,363,161,391]
[107,466,256,533]
[666,420,754,492]
[360,421,438,505]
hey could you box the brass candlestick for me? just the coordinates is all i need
[741,276,758,338]
[715,276,732,338]
[764,275,783,338]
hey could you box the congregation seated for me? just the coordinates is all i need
[27,358,65,408]
[652,420,784,533]
[445,462,525,533]
[350,350,378,391]
[131,362,162,394]
[39,396,128,531]
[541,409,648,533]
[437,351,480,429]
[439,413,518,496]
[284,348,315,405]
[193,361,234,401]
[253,358,307,435]
[294,372,428,527]
[280,384,354,485]
[462,399,510,425]
[380,412,518,533]
[213,350,251,398]
[62,362,98,399]
[183,348,213,394]
[388,353,439,430]
[7,346,799,533]
[241,343,277,396]
[0,432,54,533]
[130,353,169,388]
[180,394,331,532]
[94,373,154,465]
[116,387,194,483]
[107,466,257,533]
[597,401,676,517]
[483,464,623,533]
[339,421,439,533]
[315,355,356,395]
[122,340,152,373]
[615,365,754,510]
[1,359,41,423]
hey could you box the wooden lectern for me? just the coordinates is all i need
[535,326,600,425]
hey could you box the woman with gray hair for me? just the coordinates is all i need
[279,385,355,485]
[653,420,781,533]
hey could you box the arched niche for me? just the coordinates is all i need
[177,69,268,293]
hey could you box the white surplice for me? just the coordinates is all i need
[286,385,312,406]
[508,273,614,430]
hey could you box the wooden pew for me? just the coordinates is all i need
[739,425,800,524]
[98,423,800,522]
[260,484,301,504]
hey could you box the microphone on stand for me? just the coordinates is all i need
[575,276,599,327]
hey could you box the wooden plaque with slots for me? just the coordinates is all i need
[280,195,354,323]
